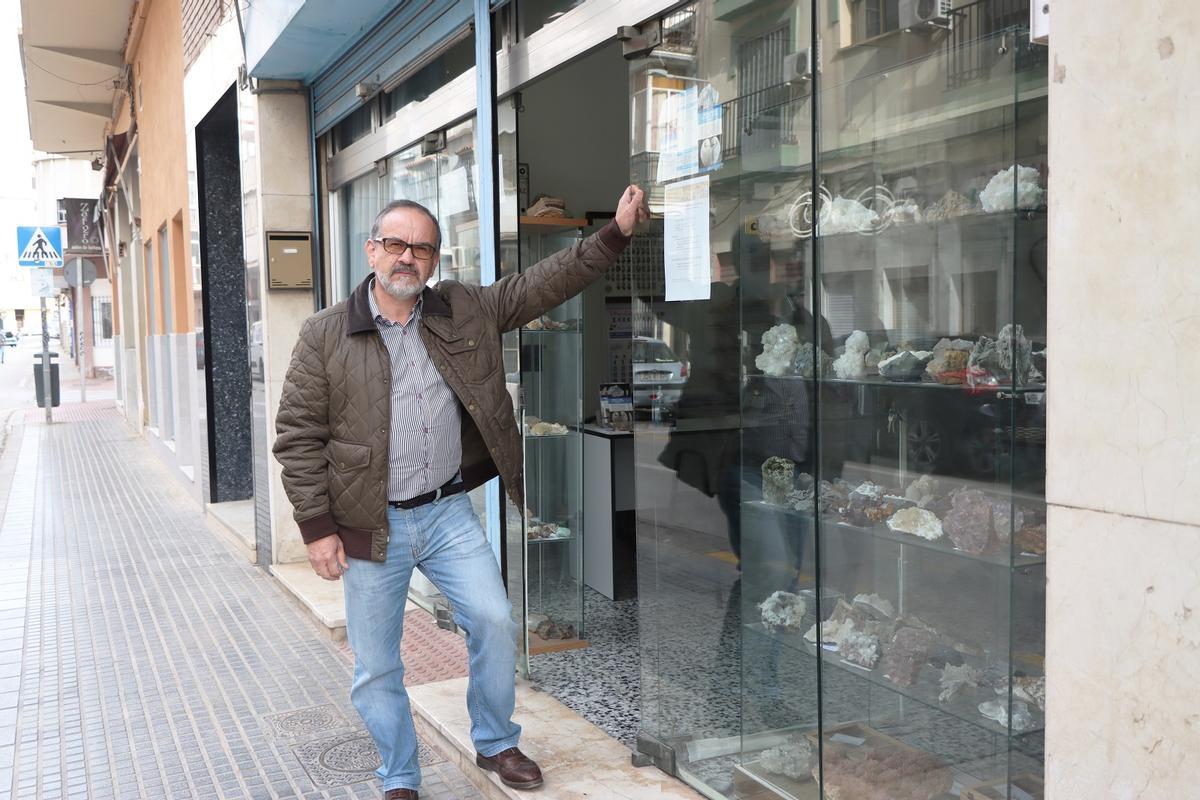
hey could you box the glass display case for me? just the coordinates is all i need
[515,220,589,660]
[631,1,1048,799]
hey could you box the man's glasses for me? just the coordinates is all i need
[371,237,437,260]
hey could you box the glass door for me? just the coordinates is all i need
[632,1,1048,798]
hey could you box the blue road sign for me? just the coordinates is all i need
[17,226,63,267]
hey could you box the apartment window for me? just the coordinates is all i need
[93,298,113,342]
[861,0,901,39]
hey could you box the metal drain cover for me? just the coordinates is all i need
[263,704,350,738]
[292,731,445,788]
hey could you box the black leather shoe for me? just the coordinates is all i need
[384,789,418,799]
[476,747,544,789]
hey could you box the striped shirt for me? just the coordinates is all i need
[368,282,462,502]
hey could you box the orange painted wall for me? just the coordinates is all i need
[128,0,192,335]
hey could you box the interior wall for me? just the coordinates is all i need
[518,40,629,422]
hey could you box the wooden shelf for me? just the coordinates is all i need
[518,215,589,228]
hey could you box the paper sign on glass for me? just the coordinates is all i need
[663,176,710,302]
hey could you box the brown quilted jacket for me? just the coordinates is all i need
[273,222,630,562]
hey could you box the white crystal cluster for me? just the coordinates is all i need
[759,737,813,781]
[832,330,870,379]
[755,323,799,377]
[819,196,880,235]
[759,590,807,633]
[979,699,1037,733]
[905,475,940,508]
[762,457,796,506]
[887,507,944,541]
[979,165,1044,212]
[938,664,984,702]
[853,593,896,620]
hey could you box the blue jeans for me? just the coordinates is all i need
[342,493,521,792]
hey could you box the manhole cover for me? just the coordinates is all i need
[292,732,445,789]
[264,704,350,738]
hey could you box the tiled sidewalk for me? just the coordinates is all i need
[0,405,481,800]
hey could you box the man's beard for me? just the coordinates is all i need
[375,266,423,300]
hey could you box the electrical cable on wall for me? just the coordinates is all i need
[24,57,120,87]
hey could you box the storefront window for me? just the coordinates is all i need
[332,103,375,153]
[337,171,382,298]
[631,0,1048,798]
[517,0,585,40]
[383,35,475,120]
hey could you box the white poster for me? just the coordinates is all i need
[663,175,711,302]
[440,166,472,216]
[30,268,55,298]
[656,87,701,184]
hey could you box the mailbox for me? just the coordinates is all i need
[266,231,313,289]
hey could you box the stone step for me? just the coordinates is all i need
[409,677,706,800]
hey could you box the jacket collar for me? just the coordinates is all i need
[345,274,451,335]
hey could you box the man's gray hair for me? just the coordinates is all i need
[370,200,442,249]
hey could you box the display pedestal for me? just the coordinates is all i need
[583,424,637,600]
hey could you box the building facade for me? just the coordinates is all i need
[18,1,1200,798]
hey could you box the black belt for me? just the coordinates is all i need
[389,479,466,510]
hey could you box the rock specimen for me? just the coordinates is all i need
[989,500,1028,544]
[943,490,994,554]
[819,196,880,235]
[755,323,799,377]
[832,330,871,379]
[1010,675,1047,710]
[793,342,832,378]
[758,737,813,781]
[925,189,974,221]
[882,627,937,686]
[905,474,940,508]
[759,590,807,634]
[926,337,974,383]
[978,699,1037,733]
[818,480,852,513]
[761,457,796,506]
[1016,523,1047,556]
[979,164,1044,212]
[853,593,896,620]
[938,664,984,702]
[527,420,568,436]
[841,631,881,668]
[997,323,1033,383]
[820,747,951,800]
[887,507,944,541]
[878,350,933,381]
[804,618,856,649]
[884,199,922,226]
[786,487,815,513]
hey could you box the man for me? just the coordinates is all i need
[274,185,648,799]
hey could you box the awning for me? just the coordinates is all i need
[18,0,135,155]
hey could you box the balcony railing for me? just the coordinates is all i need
[945,0,1046,88]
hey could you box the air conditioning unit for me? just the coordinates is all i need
[899,0,952,30]
[782,48,814,85]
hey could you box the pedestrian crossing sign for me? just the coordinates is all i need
[17,226,63,267]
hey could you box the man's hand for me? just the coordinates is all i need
[308,533,349,581]
[615,185,649,237]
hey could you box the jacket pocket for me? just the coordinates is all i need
[324,439,372,472]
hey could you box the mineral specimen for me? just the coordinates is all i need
[926,338,974,382]
[853,593,896,620]
[759,590,808,634]
[989,500,1027,544]
[938,664,984,702]
[978,699,1037,733]
[884,199,922,226]
[905,474,940,508]
[761,457,796,506]
[828,598,869,629]
[943,490,995,554]
[820,747,951,800]
[793,342,832,378]
[887,507,944,541]
[832,330,871,379]
[804,618,856,649]
[878,350,934,381]
[1015,523,1047,556]
[819,196,880,235]
[841,631,881,668]
[925,189,974,221]
[881,627,937,687]
[786,487,815,512]
[1014,676,1047,710]
[527,421,569,436]
[818,480,852,513]
[755,323,799,377]
[997,323,1033,383]
[979,164,1044,212]
[758,737,813,781]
